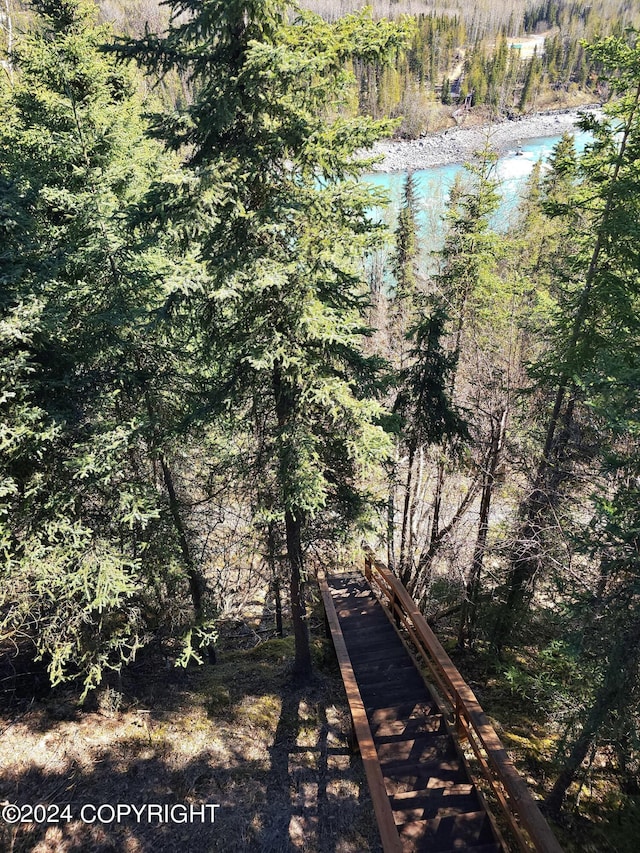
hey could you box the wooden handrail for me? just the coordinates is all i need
[363,547,563,853]
[318,571,403,853]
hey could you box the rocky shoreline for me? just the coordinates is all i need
[366,106,602,172]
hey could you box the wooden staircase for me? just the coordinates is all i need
[320,555,564,853]
[325,571,502,853]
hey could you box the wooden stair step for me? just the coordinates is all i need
[333,591,382,607]
[336,620,390,633]
[390,785,480,824]
[337,614,382,626]
[338,605,393,631]
[326,574,363,587]
[403,844,502,853]
[390,790,483,823]
[359,676,426,697]
[331,584,379,599]
[356,666,425,689]
[397,810,496,852]
[368,701,440,729]
[382,759,470,795]
[376,733,456,766]
[347,649,408,668]
[373,713,446,740]
[382,756,465,776]
[355,668,421,686]
[352,649,416,668]
[339,624,400,644]
[360,682,433,707]
[389,782,475,804]
[333,580,373,589]
[341,631,402,651]
[329,585,379,599]
[379,750,459,778]
[340,616,398,633]
[353,653,416,678]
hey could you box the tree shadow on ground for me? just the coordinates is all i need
[255,687,381,853]
[0,642,382,852]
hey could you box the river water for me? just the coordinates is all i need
[364,130,592,249]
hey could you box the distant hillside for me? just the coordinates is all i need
[1,0,169,37]
[303,0,531,35]
[4,0,638,137]
[98,0,169,34]
[298,0,639,40]
[7,0,638,42]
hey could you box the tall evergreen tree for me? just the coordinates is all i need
[493,31,640,649]
[115,1,412,680]
[544,342,640,814]
[393,302,465,586]
[410,150,501,594]
[0,0,207,694]
[389,171,420,369]
[519,48,542,111]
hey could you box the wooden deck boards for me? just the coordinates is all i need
[322,571,504,853]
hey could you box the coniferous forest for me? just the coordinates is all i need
[1,1,640,851]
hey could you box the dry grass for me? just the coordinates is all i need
[0,636,382,853]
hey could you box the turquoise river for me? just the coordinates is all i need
[364,129,592,248]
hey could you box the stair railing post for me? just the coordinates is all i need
[364,553,372,582]
[455,693,468,743]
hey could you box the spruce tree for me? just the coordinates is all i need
[544,339,640,814]
[0,0,201,694]
[397,148,502,599]
[519,48,542,111]
[114,1,412,680]
[493,31,640,649]
[389,171,420,369]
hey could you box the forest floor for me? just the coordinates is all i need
[0,627,381,853]
[445,631,640,853]
[2,596,638,852]
[368,100,602,172]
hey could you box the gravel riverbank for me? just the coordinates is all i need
[366,106,602,172]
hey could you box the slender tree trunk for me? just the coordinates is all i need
[399,444,416,586]
[273,575,283,639]
[159,454,203,616]
[491,477,555,651]
[267,521,283,638]
[273,363,313,681]
[387,448,398,571]
[413,469,481,606]
[387,490,396,571]
[2,0,13,82]
[409,447,425,567]
[284,509,312,680]
[492,385,577,648]
[431,453,446,545]
[159,453,216,664]
[458,408,507,648]
[140,378,210,629]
